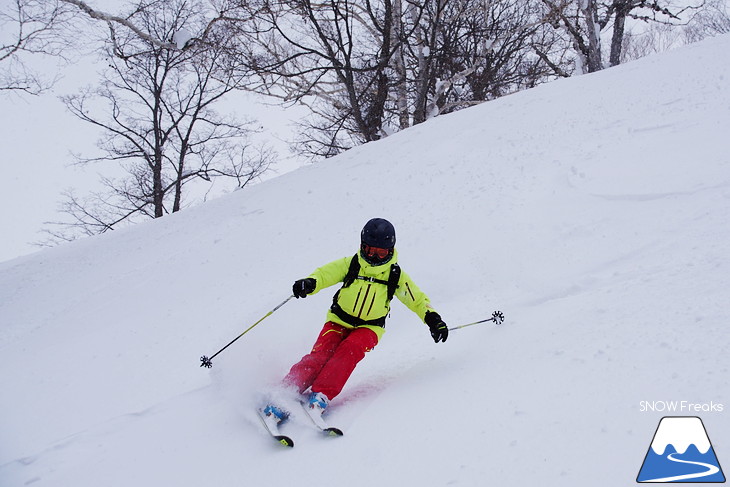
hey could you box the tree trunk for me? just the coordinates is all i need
[173,142,186,213]
[582,0,603,72]
[609,2,629,66]
[367,0,393,140]
[152,94,165,218]
[392,0,410,129]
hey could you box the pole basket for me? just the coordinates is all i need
[492,310,505,325]
[200,355,213,368]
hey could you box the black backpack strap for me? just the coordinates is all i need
[342,254,360,288]
[387,263,400,301]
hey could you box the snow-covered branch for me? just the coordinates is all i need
[59,0,178,49]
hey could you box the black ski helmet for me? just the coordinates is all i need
[361,218,396,248]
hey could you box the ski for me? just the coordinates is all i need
[256,407,294,448]
[300,401,344,437]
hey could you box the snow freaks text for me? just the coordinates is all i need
[639,401,724,413]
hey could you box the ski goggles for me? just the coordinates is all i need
[361,243,392,260]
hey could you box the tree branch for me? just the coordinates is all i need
[59,0,178,49]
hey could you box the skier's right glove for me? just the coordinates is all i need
[425,311,448,343]
[293,278,316,298]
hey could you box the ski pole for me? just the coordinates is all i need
[200,294,295,368]
[448,310,504,331]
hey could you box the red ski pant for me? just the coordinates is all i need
[283,322,379,400]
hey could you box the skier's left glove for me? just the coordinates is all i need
[425,311,448,343]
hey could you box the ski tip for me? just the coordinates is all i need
[323,427,344,437]
[274,435,294,448]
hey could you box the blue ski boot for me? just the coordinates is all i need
[262,404,289,424]
[307,391,329,413]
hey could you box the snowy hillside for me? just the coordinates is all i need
[2,34,730,487]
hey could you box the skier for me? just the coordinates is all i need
[269,218,449,421]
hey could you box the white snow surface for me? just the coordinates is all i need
[2,34,730,486]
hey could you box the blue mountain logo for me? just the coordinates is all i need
[637,416,725,483]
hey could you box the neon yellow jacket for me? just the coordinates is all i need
[307,249,435,339]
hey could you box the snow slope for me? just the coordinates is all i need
[2,34,730,486]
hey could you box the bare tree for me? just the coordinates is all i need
[607,0,701,66]
[57,0,261,51]
[43,0,273,241]
[234,0,405,158]
[684,0,730,42]
[0,0,76,94]
[417,0,569,119]
[620,0,729,63]
[58,0,179,50]
[542,0,698,73]
[235,0,570,157]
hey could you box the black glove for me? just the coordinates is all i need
[425,311,448,343]
[293,278,316,298]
